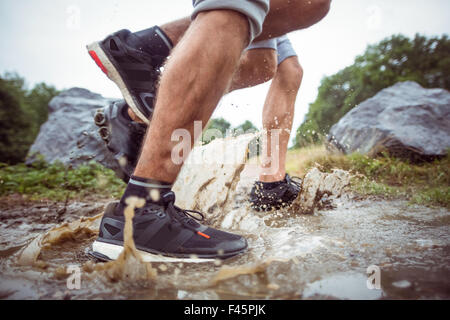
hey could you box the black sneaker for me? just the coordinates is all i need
[91,192,248,263]
[87,28,171,124]
[94,100,146,183]
[249,174,302,211]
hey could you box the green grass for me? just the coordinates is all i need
[286,147,450,208]
[0,159,125,202]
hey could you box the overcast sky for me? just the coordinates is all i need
[1,0,449,145]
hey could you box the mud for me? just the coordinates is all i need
[1,136,449,300]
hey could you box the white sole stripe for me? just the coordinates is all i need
[87,41,150,124]
[92,241,215,264]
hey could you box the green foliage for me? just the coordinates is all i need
[203,118,258,144]
[234,120,258,133]
[294,34,450,147]
[202,117,231,144]
[0,72,59,164]
[301,150,450,208]
[0,160,125,201]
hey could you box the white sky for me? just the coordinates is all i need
[1,0,449,145]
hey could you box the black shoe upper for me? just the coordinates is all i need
[95,100,147,183]
[98,192,248,259]
[99,29,166,120]
[249,174,302,211]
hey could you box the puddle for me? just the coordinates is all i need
[303,273,383,300]
[0,135,449,300]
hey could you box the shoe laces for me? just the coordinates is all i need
[163,192,205,231]
[286,174,302,189]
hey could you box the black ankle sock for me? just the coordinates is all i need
[260,181,282,190]
[118,176,172,213]
[131,26,173,68]
[259,176,287,190]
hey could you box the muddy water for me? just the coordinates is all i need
[1,137,449,300]
[1,191,449,299]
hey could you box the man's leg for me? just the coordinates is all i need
[249,36,303,211]
[134,10,250,182]
[122,0,331,122]
[135,0,330,182]
[260,56,303,183]
[229,40,278,92]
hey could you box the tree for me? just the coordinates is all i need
[203,118,232,144]
[294,34,450,148]
[0,73,59,164]
[234,120,258,134]
[0,78,34,164]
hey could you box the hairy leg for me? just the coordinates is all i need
[229,48,278,92]
[128,22,278,122]
[128,47,278,122]
[134,10,250,182]
[127,0,330,121]
[260,56,303,182]
[134,1,329,182]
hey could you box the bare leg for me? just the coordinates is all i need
[134,10,250,182]
[127,0,330,122]
[229,49,277,92]
[260,56,303,182]
[134,1,329,182]
[128,47,278,122]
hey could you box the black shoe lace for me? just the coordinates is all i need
[286,174,302,189]
[163,192,205,231]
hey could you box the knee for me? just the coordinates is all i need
[277,59,303,91]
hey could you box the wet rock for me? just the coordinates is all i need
[173,134,257,225]
[327,81,450,161]
[291,168,352,214]
[26,88,124,178]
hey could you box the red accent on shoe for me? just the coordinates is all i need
[89,50,108,75]
[197,231,210,239]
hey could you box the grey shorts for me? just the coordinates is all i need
[247,35,298,65]
[192,0,270,44]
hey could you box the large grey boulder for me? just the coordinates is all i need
[327,81,450,161]
[27,88,123,176]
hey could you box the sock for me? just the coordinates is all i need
[131,26,173,68]
[260,180,283,190]
[117,175,172,214]
[259,175,288,190]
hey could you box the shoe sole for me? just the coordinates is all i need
[87,41,150,125]
[91,241,228,264]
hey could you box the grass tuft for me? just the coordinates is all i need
[286,146,450,208]
[0,160,125,201]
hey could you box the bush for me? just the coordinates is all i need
[0,73,59,164]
